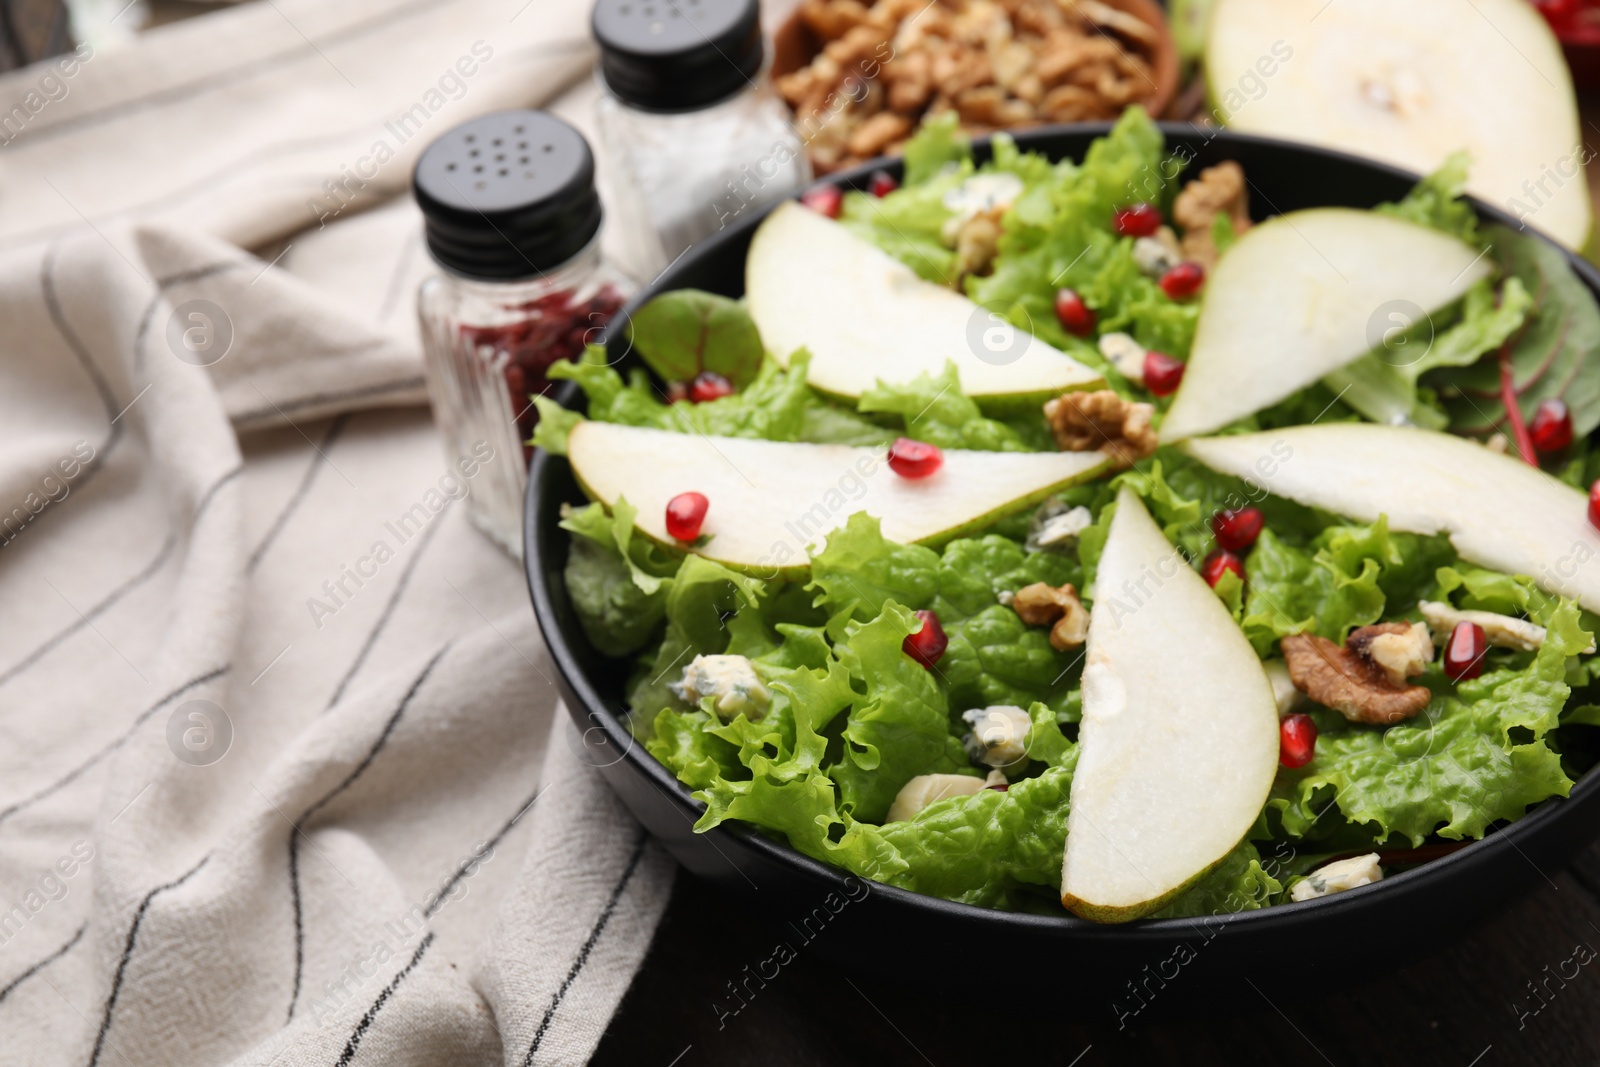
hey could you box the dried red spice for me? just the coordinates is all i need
[460,284,626,463]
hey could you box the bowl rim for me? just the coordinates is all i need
[525,120,1600,935]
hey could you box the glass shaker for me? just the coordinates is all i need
[592,0,810,280]
[414,110,628,558]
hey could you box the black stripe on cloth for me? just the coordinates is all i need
[42,241,121,422]
[87,855,210,1067]
[232,376,427,427]
[0,663,230,828]
[521,833,650,1067]
[0,532,175,690]
[323,516,443,712]
[132,260,249,370]
[0,464,241,691]
[286,644,450,1021]
[334,931,435,1067]
[425,782,543,919]
[248,413,351,572]
[39,240,123,503]
[0,923,85,1006]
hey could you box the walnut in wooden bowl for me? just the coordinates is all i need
[771,0,1179,174]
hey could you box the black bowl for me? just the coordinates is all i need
[525,123,1600,1002]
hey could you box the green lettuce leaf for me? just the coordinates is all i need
[1324,277,1531,429]
[1153,840,1283,918]
[540,345,888,448]
[1240,518,1453,657]
[850,758,1077,909]
[1266,600,1589,846]
[901,108,971,186]
[625,289,764,387]
[940,606,1080,718]
[645,709,743,789]
[857,361,1030,451]
[830,602,968,822]
[627,554,774,726]
[1434,225,1600,440]
[558,498,679,656]
[1376,151,1480,245]
[965,109,1197,367]
[807,512,940,627]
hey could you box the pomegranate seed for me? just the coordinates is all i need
[1113,202,1162,238]
[688,371,734,404]
[868,170,899,197]
[1143,351,1186,396]
[1159,261,1206,300]
[800,185,843,219]
[664,381,689,404]
[887,437,943,479]
[1535,0,1579,30]
[664,492,709,542]
[1529,398,1573,454]
[1202,550,1245,589]
[1212,507,1265,552]
[1279,713,1317,769]
[1053,288,1096,337]
[902,609,948,669]
[1443,621,1487,681]
[1590,480,1600,530]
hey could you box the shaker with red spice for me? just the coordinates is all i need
[414,110,628,557]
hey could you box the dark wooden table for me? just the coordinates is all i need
[593,842,1600,1066]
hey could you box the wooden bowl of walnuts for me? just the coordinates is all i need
[772,0,1180,174]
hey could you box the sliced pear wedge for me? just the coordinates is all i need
[745,201,1104,406]
[1207,0,1591,251]
[1061,489,1279,923]
[1182,424,1600,613]
[565,421,1111,578]
[1159,209,1492,442]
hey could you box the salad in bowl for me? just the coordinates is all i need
[531,109,1600,923]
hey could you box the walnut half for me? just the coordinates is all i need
[1043,390,1156,470]
[1173,161,1253,269]
[1281,623,1433,726]
[1012,581,1089,651]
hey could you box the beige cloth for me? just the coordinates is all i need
[0,1,680,1064]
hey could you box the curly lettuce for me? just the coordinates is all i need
[1266,600,1590,847]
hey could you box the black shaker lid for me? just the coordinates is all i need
[592,0,763,112]
[413,110,601,280]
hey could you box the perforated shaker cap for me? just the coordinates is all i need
[592,0,763,112]
[413,110,602,280]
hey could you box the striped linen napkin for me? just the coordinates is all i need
[0,1,679,1063]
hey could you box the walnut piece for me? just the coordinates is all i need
[779,0,1161,174]
[1172,162,1253,269]
[1043,390,1157,470]
[1347,621,1434,688]
[1281,625,1433,726]
[1012,581,1088,650]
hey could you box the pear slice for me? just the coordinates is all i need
[1158,209,1491,442]
[565,421,1111,578]
[1061,489,1279,923]
[744,201,1104,406]
[1182,424,1600,613]
[1206,0,1591,252]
